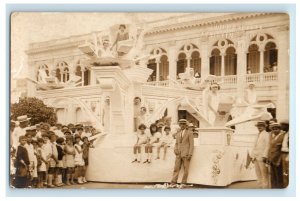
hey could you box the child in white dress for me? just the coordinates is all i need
[74,135,85,184]
[132,124,148,163]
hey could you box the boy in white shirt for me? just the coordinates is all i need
[156,126,173,160]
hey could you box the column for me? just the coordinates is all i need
[200,40,209,78]
[81,68,84,86]
[168,46,177,82]
[221,52,225,81]
[187,55,191,68]
[155,59,160,82]
[259,47,264,74]
[236,39,247,99]
[276,27,289,121]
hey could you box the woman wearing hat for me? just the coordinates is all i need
[251,121,270,188]
[12,115,31,149]
[245,82,257,105]
[268,122,285,188]
[207,82,220,125]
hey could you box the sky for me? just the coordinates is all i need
[11,12,189,76]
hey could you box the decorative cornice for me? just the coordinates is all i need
[145,13,276,36]
[36,85,102,99]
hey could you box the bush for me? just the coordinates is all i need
[11,97,57,126]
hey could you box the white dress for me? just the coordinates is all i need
[245,89,257,105]
[37,147,47,172]
[207,92,220,126]
[74,144,85,166]
[25,143,38,177]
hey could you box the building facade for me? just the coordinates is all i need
[25,13,289,127]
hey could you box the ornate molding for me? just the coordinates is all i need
[145,13,276,36]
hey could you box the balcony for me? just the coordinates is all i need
[143,72,278,89]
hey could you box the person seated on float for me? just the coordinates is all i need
[132,124,148,163]
[156,126,173,160]
[144,123,160,164]
[244,82,257,105]
[111,24,129,54]
[98,39,115,58]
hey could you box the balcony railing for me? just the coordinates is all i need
[245,72,278,84]
[144,72,278,89]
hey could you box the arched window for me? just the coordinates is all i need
[247,44,260,74]
[147,59,157,81]
[37,64,50,82]
[75,66,82,77]
[264,42,278,72]
[56,68,61,82]
[191,51,201,76]
[63,67,70,82]
[83,69,90,86]
[225,47,237,75]
[177,53,187,78]
[210,49,221,76]
[56,62,69,83]
[159,55,169,81]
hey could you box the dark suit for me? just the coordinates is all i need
[15,145,30,188]
[171,128,194,184]
[268,132,285,188]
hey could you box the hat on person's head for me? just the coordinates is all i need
[270,122,281,129]
[178,119,188,124]
[41,133,50,138]
[74,134,81,140]
[164,126,171,131]
[30,125,37,130]
[37,138,44,143]
[31,138,38,144]
[75,124,83,128]
[17,115,31,123]
[65,135,73,141]
[25,127,32,132]
[255,121,266,127]
[50,126,57,131]
[188,123,194,128]
[64,130,72,135]
[138,124,147,130]
[211,82,220,87]
[62,125,69,130]
[82,136,89,141]
[48,131,57,138]
[25,132,33,137]
[67,123,74,128]
[280,119,289,125]
[157,122,164,128]
[56,137,65,144]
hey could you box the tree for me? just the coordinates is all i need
[11,97,57,126]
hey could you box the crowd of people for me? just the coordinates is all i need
[10,110,289,189]
[10,115,101,188]
[251,119,289,188]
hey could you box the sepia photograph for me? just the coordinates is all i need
[9,12,290,189]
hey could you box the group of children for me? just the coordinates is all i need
[11,122,97,188]
[132,122,175,163]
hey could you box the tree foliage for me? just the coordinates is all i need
[11,97,57,126]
